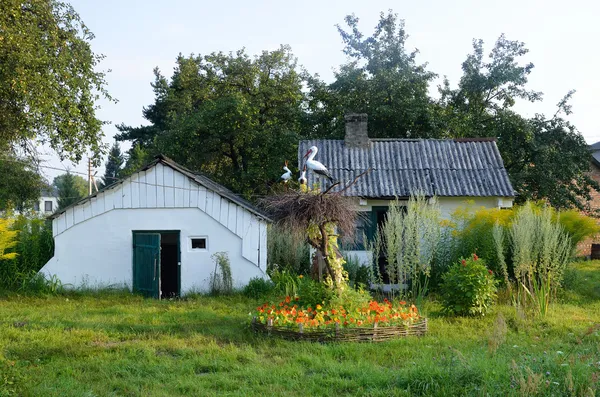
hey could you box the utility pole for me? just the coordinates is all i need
[88,158,92,195]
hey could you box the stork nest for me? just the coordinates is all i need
[260,190,358,242]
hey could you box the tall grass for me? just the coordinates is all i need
[378,195,441,305]
[267,224,310,275]
[510,203,571,316]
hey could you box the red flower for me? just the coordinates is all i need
[461,259,467,267]
[488,269,493,275]
[473,253,478,261]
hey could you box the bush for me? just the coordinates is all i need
[296,275,331,307]
[0,215,54,289]
[440,254,498,316]
[243,277,274,299]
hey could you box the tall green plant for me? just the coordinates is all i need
[510,203,571,316]
[378,195,441,305]
[267,225,310,275]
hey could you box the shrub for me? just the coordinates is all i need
[243,277,274,299]
[557,210,600,253]
[440,254,498,316]
[296,275,331,307]
[209,252,233,295]
[0,215,54,289]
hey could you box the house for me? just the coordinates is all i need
[33,186,58,214]
[40,155,270,297]
[298,113,515,265]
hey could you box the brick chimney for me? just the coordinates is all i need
[344,113,369,148]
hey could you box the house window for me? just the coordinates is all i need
[342,212,371,250]
[44,201,53,212]
[33,202,40,211]
[189,237,207,251]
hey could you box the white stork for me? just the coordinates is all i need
[280,160,292,183]
[298,164,307,185]
[303,146,335,182]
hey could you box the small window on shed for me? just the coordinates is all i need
[44,201,53,212]
[190,237,207,251]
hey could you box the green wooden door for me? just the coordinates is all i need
[133,233,161,298]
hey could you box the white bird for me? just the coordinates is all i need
[298,164,307,185]
[303,146,335,182]
[281,160,292,183]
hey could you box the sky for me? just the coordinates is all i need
[39,0,600,181]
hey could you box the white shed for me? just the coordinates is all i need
[40,155,270,297]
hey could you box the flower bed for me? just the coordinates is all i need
[250,298,428,342]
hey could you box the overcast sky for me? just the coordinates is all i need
[39,0,600,181]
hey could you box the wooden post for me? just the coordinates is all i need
[317,253,324,282]
[298,323,304,334]
[373,321,378,341]
[267,318,273,336]
[335,322,340,339]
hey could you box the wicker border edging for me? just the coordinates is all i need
[251,317,427,342]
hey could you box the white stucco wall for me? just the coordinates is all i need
[40,207,267,293]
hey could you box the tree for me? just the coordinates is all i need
[119,143,150,178]
[0,0,112,162]
[439,36,596,210]
[304,11,440,139]
[53,172,87,209]
[117,46,306,198]
[101,142,124,187]
[0,155,44,212]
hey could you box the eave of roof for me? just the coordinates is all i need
[49,155,271,222]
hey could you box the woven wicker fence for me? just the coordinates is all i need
[251,317,427,342]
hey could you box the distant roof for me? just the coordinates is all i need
[41,185,58,197]
[50,155,270,221]
[590,141,600,151]
[298,138,515,198]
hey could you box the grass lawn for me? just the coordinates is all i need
[1,262,599,397]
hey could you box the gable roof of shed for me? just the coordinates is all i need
[50,155,271,221]
[298,138,515,198]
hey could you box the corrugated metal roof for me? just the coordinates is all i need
[298,139,515,198]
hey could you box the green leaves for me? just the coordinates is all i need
[0,0,113,162]
[440,255,498,317]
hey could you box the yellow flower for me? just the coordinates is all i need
[316,304,322,310]
[298,275,303,279]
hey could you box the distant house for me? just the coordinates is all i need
[298,114,515,265]
[40,155,270,297]
[33,186,58,214]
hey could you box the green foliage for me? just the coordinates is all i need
[448,205,513,277]
[439,34,596,210]
[440,255,498,316]
[101,142,124,187]
[209,252,233,295]
[242,277,274,299]
[510,203,571,316]
[270,269,299,298]
[0,0,112,162]
[19,273,64,295]
[119,143,150,179]
[295,275,331,308]
[117,47,305,198]
[557,210,600,251]
[0,156,43,212]
[343,256,370,288]
[305,11,439,140]
[266,225,310,276]
[0,218,18,261]
[0,216,53,289]
[53,172,86,210]
[377,195,441,304]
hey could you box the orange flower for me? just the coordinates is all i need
[399,301,406,306]
[298,275,304,279]
[316,304,322,310]
[285,296,291,303]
